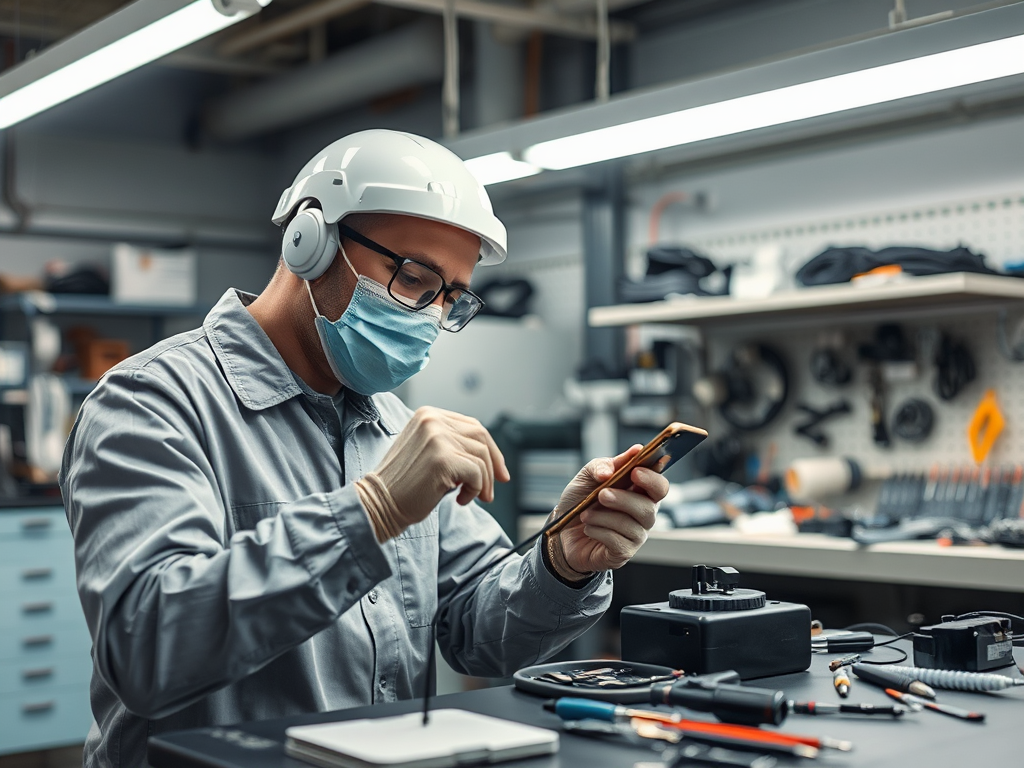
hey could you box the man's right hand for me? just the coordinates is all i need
[355,407,510,541]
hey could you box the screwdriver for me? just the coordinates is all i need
[884,689,985,722]
[788,700,908,717]
[832,667,851,698]
[543,698,852,753]
[651,672,787,726]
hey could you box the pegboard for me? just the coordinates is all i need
[677,189,1024,476]
[687,190,1024,277]
[705,313,1024,477]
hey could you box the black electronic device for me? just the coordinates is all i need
[651,669,787,727]
[912,615,1015,671]
[620,565,811,680]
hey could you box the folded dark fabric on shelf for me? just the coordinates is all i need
[795,245,997,286]
[44,264,110,295]
[620,245,731,302]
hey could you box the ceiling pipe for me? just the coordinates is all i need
[374,0,635,42]
[546,0,650,11]
[218,0,370,57]
[442,0,460,137]
[205,20,443,140]
[1,131,30,233]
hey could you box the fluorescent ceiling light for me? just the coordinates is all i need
[0,0,270,131]
[522,32,1024,171]
[463,151,542,186]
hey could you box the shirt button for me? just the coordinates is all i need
[368,590,379,604]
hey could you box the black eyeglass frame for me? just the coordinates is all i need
[338,223,484,332]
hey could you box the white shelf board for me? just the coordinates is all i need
[588,273,1024,328]
[519,515,1024,592]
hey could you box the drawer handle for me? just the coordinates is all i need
[22,634,54,648]
[21,601,54,614]
[22,701,55,715]
[22,667,54,680]
[20,517,53,530]
[21,567,54,581]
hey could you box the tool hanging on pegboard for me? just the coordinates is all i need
[933,332,976,401]
[693,343,789,432]
[794,400,852,448]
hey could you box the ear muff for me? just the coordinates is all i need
[281,202,340,281]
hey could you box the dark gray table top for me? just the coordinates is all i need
[148,643,1024,768]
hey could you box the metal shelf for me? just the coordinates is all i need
[1,293,208,317]
[519,515,1024,592]
[588,273,1024,328]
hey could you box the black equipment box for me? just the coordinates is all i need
[913,615,1015,671]
[620,565,811,680]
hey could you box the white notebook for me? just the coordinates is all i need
[285,709,559,768]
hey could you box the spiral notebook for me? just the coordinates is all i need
[285,709,559,768]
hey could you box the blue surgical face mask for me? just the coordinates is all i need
[306,245,441,395]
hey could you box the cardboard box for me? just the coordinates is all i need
[112,244,196,306]
[79,339,130,380]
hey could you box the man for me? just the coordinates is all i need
[60,130,667,768]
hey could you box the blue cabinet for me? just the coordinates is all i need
[0,506,93,754]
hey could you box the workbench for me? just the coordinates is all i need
[148,641,1022,768]
[520,516,1024,593]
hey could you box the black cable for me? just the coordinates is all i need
[843,622,900,637]
[810,348,851,386]
[954,610,1024,623]
[933,334,976,401]
[423,513,574,724]
[719,344,789,432]
[953,611,1024,646]
[997,309,1024,362]
[840,625,912,664]
[859,646,909,665]
[892,398,934,443]
[875,632,914,646]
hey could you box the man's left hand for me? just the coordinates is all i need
[545,445,669,581]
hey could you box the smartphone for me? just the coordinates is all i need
[544,422,709,537]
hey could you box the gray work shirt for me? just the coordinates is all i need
[59,289,610,768]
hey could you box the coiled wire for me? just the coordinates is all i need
[900,666,1024,692]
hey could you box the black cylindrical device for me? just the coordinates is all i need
[651,677,787,726]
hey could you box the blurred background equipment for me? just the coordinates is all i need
[693,343,789,433]
[6,0,1024,759]
[111,244,197,306]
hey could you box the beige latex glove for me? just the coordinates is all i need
[545,445,669,581]
[355,406,510,542]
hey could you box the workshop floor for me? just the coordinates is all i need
[0,746,83,768]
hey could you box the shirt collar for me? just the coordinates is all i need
[203,289,400,434]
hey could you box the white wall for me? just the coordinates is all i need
[630,0,984,89]
[628,111,1024,263]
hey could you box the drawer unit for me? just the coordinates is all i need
[0,538,77,596]
[0,506,93,754]
[0,623,92,663]
[0,686,93,754]
[0,590,89,632]
[0,655,92,696]
[0,508,69,538]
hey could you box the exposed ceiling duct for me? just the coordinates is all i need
[206,19,443,140]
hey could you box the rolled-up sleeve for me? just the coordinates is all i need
[59,368,391,720]
[434,500,612,677]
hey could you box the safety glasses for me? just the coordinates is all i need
[338,224,484,332]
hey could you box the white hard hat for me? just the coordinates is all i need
[272,130,507,268]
